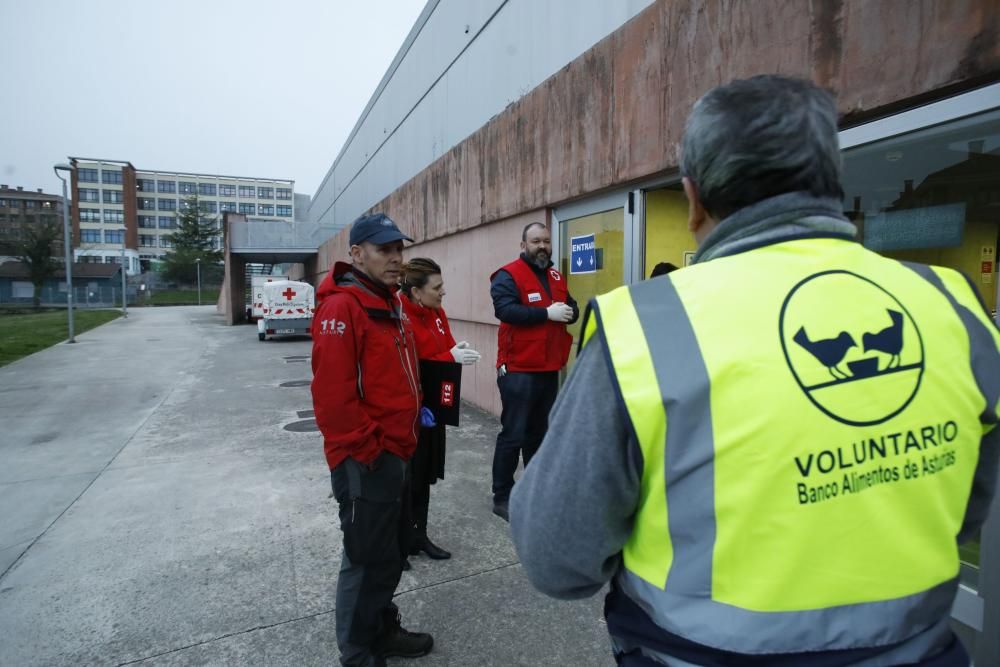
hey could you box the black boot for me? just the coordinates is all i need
[409,489,450,559]
[374,608,433,658]
[419,534,451,560]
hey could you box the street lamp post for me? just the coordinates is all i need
[53,163,75,343]
[196,258,202,306]
[120,227,127,318]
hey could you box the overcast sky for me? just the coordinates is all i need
[0,0,426,199]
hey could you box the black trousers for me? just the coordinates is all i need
[492,370,559,502]
[331,453,412,666]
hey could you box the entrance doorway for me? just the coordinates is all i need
[643,183,695,278]
[554,197,626,373]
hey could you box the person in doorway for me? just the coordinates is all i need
[311,212,434,667]
[648,261,678,278]
[489,222,578,521]
[397,257,481,562]
[510,75,999,666]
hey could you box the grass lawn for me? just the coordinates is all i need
[139,289,220,306]
[0,309,121,367]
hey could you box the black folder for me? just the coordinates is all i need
[419,360,463,426]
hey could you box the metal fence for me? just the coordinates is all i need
[0,285,134,308]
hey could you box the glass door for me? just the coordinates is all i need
[841,96,1000,665]
[553,195,627,373]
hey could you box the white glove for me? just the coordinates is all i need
[546,302,573,323]
[450,341,481,365]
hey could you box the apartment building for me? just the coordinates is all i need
[0,185,65,262]
[70,157,295,275]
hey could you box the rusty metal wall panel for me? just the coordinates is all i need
[309,0,655,231]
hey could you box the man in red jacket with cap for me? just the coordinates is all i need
[311,212,433,667]
[489,221,578,521]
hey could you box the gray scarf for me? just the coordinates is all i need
[692,192,857,264]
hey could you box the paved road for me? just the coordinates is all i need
[0,307,607,666]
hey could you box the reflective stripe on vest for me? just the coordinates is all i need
[586,237,998,653]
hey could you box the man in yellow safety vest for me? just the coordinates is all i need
[510,75,999,666]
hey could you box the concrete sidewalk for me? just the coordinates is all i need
[0,307,608,666]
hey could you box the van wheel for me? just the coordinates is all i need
[258,333,266,341]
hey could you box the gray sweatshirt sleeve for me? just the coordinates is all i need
[509,330,641,600]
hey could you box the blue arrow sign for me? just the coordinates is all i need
[570,233,596,275]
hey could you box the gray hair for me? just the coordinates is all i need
[680,75,843,221]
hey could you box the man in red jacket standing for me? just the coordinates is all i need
[311,212,433,667]
[489,222,578,521]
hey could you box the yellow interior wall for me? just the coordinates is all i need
[644,188,696,275]
[877,218,997,312]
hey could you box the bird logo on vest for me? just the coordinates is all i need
[549,269,561,281]
[779,270,924,426]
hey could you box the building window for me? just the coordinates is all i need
[24,200,37,209]
[105,230,123,244]
[276,204,292,217]
[42,201,54,209]
[103,210,125,224]
[138,215,156,228]
[199,200,218,213]
[158,216,177,229]
[103,190,124,204]
[0,198,7,207]
[106,255,121,264]
[238,203,255,215]
[179,199,196,212]
[219,201,237,213]
[219,184,236,196]
[77,168,99,183]
[79,208,101,222]
[841,107,1000,321]
[258,204,274,216]
[158,198,177,211]
[102,169,123,185]
[137,178,155,192]
[138,197,155,210]
[198,183,216,196]
[238,185,256,198]
[79,188,100,203]
[160,237,173,248]
[157,180,176,193]
[80,229,101,243]
[276,187,292,200]
[139,234,157,247]
[179,181,197,195]
[257,187,274,199]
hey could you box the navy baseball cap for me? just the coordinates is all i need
[349,212,414,246]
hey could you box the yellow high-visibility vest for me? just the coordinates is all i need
[583,237,1000,652]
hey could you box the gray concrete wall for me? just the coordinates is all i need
[309,0,655,232]
[312,0,1000,414]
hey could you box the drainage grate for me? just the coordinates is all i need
[297,409,314,418]
[283,355,310,361]
[284,419,319,433]
[279,380,311,388]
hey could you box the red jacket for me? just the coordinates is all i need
[311,262,422,469]
[491,258,573,372]
[398,293,456,362]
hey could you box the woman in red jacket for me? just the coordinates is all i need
[398,258,481,562]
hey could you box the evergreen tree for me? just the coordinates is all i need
[2,220,63,307]
[161,196,223,284]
